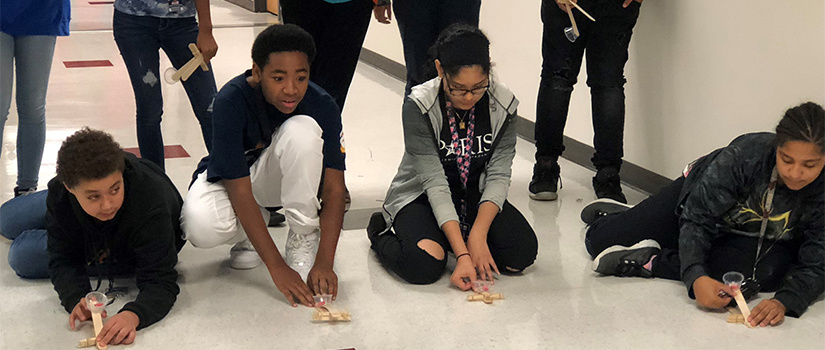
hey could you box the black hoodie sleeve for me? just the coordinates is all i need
[773,208,825,317]
[46,189,93,313]
[118,208,180,330]
[678,145,751,294]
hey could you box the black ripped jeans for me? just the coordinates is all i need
[370,195,538,285]
[533,0,640,169]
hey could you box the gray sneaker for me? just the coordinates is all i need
[580,198,633,225]
[592,239,660,278]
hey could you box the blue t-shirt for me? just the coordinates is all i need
[114,0,197,18]
[0,0,70,36]
[195,70,346,183]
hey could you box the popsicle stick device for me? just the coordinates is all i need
[722,272,754,328]
[164,43,209,84]
[78,292,109,349]
[311,294,352,323]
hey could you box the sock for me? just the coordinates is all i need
[643,255,656,271]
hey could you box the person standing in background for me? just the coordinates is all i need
[530,0,642,203]
[373,0,482,97]
[0,0,70,196]
[280,0,374,113]
[113,0,218,170]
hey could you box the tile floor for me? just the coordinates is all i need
[0,2,822,349]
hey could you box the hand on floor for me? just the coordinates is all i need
[749,299,786,327]
[270,265,314,307]
[96,311,138,346]
[467,235,499,283]
[450,255,477,291]
[693,276,733,309]
[308,264,338,300]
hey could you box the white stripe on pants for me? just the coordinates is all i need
[181,115,324,248]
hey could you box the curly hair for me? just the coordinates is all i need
[56,128,125,188]
[776,102,825,154]
[252,24,316,69]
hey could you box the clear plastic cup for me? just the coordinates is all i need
[163,67,178,84]
[564,27,578,42]
[473,280,492,292]
[722,271,745,290]
[85,291,108,314]
[313,294,332,307]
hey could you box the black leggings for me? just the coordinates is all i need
[585,177,796,292]
[371,195,538,285]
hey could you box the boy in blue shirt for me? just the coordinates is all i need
[181,24,347,307]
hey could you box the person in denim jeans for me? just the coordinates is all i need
[0,0,70,196]
[530,0,642,204]
[372,0,482,97]
[113,0,218,170]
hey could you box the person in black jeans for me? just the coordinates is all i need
[281,0,373,112]
[367,25,537,289]
[372,0,482,97]
[581,102,825,327]
[530,0,642,203]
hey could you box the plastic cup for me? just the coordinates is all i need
[85,291,108,314]
[313,294,332,307]
[163,67,178,84]
[722,271,745,290]
[564,27,578,42]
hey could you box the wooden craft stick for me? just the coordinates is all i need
[565,0,596,21]
[91,312,107,349]
[565,4,580,37]
[467,292,504,304]
[170,44,207,82]
[732,290,754,329]
[188,43,210,71]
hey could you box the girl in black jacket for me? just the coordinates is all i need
[581,102,824,327]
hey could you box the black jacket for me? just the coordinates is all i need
[47,153,185,330]
[678,133,824,317]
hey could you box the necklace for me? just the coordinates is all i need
[455,108,471,129]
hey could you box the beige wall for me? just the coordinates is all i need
[363,0,825,179]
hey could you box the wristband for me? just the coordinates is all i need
[456,253,470,260]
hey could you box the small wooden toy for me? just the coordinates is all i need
[311,294,351,323]
[83,292,108,349]
[164,43,209,84]
[77,337,96,348]
[722,272,754,328]
[467,292,504,304]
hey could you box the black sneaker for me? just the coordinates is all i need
[592,239,660,278]
[593,167,627,204]
[529,159,561,201]
[366,211,387,243]
[13,187,36,197]
[580,198,633,225]
[266,207,286,227]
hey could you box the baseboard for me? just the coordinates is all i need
[358,47,671,196]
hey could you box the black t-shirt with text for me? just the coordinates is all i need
[437,91,492,222]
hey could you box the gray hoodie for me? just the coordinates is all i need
[377,76,519,233]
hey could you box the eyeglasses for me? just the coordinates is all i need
[444,76,489,97]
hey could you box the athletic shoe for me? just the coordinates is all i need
[285,229,320,280]
[592,239,660,278]
[13,187,36,197]
[529,159,561,201]
[593,167,627,203]
[580,198,633,225]
[230,239,262,270]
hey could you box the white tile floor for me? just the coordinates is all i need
[1,2,823,349]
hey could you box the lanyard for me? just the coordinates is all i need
[446,101,475,239]
[751,166,783,282]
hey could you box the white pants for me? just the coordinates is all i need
[181,115,324,248]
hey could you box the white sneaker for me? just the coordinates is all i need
[230,240,262,270]
[285,229,319,280]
